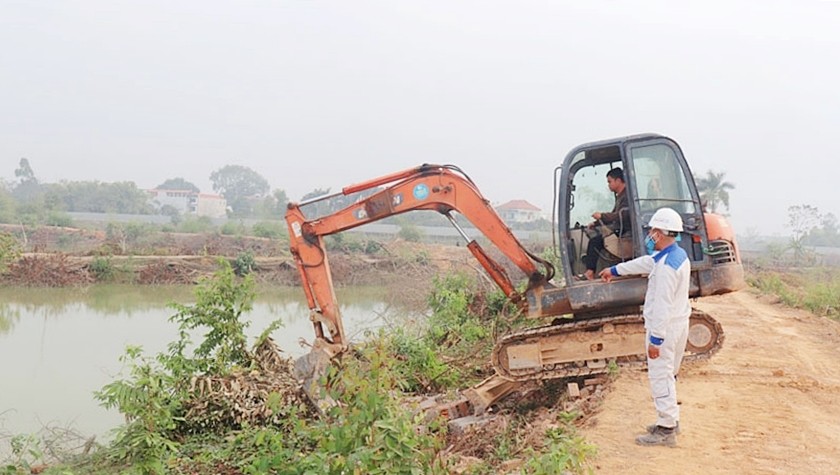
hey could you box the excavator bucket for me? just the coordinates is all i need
[293,347,337,413]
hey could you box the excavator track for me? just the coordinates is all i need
[492,308,724,382]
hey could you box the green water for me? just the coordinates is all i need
[0,284,401,443]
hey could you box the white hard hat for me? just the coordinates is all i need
[648,207,683,232]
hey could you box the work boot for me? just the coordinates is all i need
[646,421,680,435]
[635,426,676,447]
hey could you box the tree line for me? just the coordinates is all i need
[0,159,293,223]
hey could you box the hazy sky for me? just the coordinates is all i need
[2,0,838,235]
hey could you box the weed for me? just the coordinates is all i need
[233,251,256,276]
[89,255,115,281]
[522,426,595,474]
[0,232,21,273]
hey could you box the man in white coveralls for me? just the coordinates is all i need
[599,207,690,447]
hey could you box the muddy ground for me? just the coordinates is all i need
[581,290,840,474]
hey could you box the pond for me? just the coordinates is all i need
[0,284,406,445]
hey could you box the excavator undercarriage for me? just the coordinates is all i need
[457,308,724,414]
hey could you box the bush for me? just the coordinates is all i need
[397,222,424,242]
[0,232,21,273]
[521,426,596,474]
[220,221,244,236]
[235,339,449,475]
[89,255,115,281]
[45,211,73,227]
[95,262,256,471]
[233,251,256,276]
[251,221,286,239]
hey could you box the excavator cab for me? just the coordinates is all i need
[555,134,744,318]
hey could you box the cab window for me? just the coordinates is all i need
[629,144,695,215]
[569,162,621,228]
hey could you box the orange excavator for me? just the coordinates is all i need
[285,133,744,414]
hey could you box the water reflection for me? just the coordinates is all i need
[0,284,411,446]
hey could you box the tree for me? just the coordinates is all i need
[156,177,200,193]
[209,165,270,217]
[50,181,154,214]
[14,158,37,185]
[695,170,734,213]
[803,211,840,247]
[12,158,42,204]
[787,204,820,262]
[253,189,289,219]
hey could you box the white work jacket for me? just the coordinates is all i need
[609,242,691,344]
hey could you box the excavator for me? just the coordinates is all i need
[285,133,744,415]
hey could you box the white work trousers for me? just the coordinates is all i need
[646,318,689,428]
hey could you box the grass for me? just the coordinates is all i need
[747,267,840,319]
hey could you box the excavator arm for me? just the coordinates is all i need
[285,164,559,358]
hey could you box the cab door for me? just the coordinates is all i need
[624,138,708,265]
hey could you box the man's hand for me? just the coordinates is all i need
[599,268,614,282]
[592,212,602,220]
[648,344,660,359]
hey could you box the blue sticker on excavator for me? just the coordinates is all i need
[413,183,429,200]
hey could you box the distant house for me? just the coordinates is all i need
[496,199,541,223]
[147,189,228,219]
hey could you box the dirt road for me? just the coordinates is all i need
[580,290,840,474]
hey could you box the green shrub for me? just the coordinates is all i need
[45,211,73,227]
[233,251,256,276]
[0,232,21,273]
[364,239,383,254]
[94,262,256,472]
[220,221,244,236]
[522,426,595,474]
[251,221,285,239]
[397,222,423,242]
[236,339,449,475]
[89,255,115,281]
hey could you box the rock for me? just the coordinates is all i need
[448,414,496,437]
[567,382,581,398]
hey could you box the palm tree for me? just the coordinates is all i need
[695,170,734,213]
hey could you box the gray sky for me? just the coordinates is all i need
[2,0,838,235]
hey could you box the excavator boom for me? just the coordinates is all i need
[286,164,560,356]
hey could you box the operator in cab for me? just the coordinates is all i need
[583,167,630,280]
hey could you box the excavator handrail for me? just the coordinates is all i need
[285,163,555,355]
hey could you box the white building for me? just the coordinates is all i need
[147,189,227,218]
[496,199,542,223]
